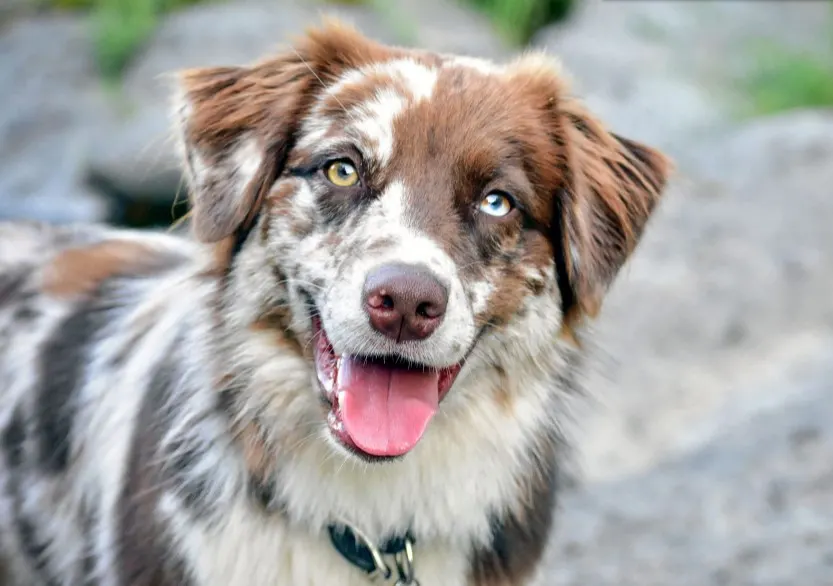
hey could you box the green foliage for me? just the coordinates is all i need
[43,0,205,80]
[741,5,833,115]
[46,0,96,8]
[744,49,833,115]
[466,0,573,45]
[92,0,157,80]
[42,0,574,81]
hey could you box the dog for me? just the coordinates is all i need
[0,21,670,586]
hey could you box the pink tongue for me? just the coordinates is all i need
[338,356,439,457]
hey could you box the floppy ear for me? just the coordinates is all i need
[173,20,397,245]
[553,100,672,323]
[173,55,315,243]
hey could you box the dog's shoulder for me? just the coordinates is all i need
[0,221,197,305]
[0,220,106,265]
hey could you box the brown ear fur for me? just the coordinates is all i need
[554,99,672,323]
[174,20,397,244]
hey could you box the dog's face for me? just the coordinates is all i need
[175,23,670,462]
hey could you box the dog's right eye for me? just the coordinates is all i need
[324,159,360,188]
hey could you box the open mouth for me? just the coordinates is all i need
[312,316,462,460]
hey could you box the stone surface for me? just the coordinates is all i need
[543,376,833,585]
[533,0,832,162]
[0,15,111,224]
[528,108,833,583]
[574,111,833,483]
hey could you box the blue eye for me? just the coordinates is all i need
[478,192,514,217]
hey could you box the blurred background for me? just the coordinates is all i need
[1,0,832,583]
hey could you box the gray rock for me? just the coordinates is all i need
[685,109,833,190]
[532,0,724,152]
[542,376,833,585]
[573,110,833,484]
[533,0,832,161]
[0,15,110,224]
[0,0,30,23]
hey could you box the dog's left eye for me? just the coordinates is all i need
[478,192,514,218]
[324,159,360,187]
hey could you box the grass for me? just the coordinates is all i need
[46,0,208,80]
[43,0,574,81]
[741,5,833,116]
[466,0,573,45]
[742,44,833,116]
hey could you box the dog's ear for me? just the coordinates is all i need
[553,100,672,323]
[173,54,316,243]
[173,21,397,245]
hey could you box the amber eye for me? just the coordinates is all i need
[478,192,514,218]
[324,159,360,187]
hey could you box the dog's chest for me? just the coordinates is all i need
[179,501,469,586]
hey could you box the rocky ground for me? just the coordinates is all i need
[2,0,832,583]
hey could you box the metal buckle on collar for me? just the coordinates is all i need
[328,523,419,585]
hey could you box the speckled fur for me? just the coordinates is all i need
[0,22,670,586]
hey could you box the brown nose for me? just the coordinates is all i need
[363,263,448,342]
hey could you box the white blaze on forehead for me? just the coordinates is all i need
[444,55,502,76]
[297,59,439,164]
[378,181,457,281]
[327,58,438,105]
[363,180,453,278]
[325,67,367,97]
[375,58,439,101]
[346,60,437,165]
[351,88,406,166]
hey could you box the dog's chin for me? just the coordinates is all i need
[311,316,462,463]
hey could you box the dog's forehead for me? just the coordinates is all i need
[296,56,519,163]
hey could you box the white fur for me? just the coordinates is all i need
[375,58,438,101]
[445,56,502,76]
[300,59,438,167]
[350,89,406,167]
[232,137,263,190]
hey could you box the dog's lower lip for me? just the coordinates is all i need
[311,315,462,459]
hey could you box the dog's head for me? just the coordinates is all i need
[174,22,670,462]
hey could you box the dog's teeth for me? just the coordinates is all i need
[317,368,333,393]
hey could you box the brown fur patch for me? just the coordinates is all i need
[208,235,238,275]
[42,240,182,298]
[234,420,276,492]
[553,97,672,320]
[249,304,303,356]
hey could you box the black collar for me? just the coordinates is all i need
[327,523,416,582]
